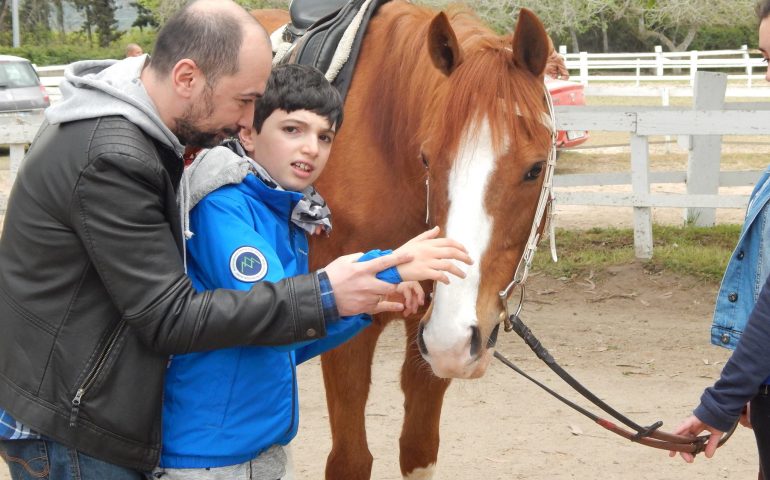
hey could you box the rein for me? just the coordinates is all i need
[491,84,737,455]
[493,314,738,454]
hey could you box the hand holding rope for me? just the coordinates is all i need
[493,314,737,455]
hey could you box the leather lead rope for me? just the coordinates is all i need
[494,314,737,454]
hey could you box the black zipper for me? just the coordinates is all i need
[69,320,126,427]
[285,352,297,436]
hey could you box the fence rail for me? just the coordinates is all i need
[559,45,766,87]
[31,45,770,105]
[0,111,44,213]
[554,72,769,258]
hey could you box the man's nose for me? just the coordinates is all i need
[238,104,255,129]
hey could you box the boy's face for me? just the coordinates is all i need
[241,109,335,191]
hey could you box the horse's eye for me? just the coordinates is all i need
[524,162,544,182]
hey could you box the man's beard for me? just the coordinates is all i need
[174,88,239,148]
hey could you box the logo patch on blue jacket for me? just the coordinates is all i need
[229,246,268,282]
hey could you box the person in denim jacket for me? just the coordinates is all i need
[670,2,770,476]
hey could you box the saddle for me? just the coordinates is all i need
[274,0,392,102]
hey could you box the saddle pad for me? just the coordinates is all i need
[281,0,392,103]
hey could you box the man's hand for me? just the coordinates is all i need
[667,415,725,463]
[545,50,569,80]
[392,227,472,284]
[324,252,413,316]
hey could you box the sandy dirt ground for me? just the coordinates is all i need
[284,266,757,480]
[0,155,761,479]
[1,267,757,480]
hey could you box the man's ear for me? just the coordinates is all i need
[171,59,200,99]
[239,127,256,154]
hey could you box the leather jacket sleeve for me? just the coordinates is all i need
[71,136,326,354]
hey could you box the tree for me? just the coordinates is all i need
[131,1,158,31]
[21,0,51,43]
[92,0,120,47]
[415,0,611,51]
[71,0,120,48]
[52,0,66,42]
[613,0,756,52]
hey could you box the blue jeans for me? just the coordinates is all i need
[0,439,149,480]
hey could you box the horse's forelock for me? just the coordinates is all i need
[422,42,551,165]
[363,2,550,171]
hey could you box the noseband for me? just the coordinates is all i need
[492,84,736,455]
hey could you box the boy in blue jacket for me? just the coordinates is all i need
[154,64,471,479]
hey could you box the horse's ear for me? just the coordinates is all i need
[428,12,463,76]
[511,8,549,78]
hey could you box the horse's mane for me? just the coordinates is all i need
[364,2,550,167]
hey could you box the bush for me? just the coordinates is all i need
[0,29,156,66]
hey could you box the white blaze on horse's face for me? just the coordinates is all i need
[421,119,498,379]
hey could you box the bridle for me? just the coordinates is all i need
[418,80,736,455]
[489,84,737,455]
[497,82,559,332]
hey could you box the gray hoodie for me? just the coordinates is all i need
[46,54,184,157]
[185,144,253,211]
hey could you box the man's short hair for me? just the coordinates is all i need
[758,0,770,20]
[253,64,344,133]
[149,2,247,86]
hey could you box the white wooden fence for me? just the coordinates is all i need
[0,112,44,213]
[3,73,769,259]
[560,45,767,87]
[35,65,65,104]
[554,71,769,258]
[32,45,770,104]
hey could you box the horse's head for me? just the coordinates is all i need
[416,9,554,379]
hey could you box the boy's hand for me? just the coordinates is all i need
[393,227,472,284]
[390,281,425,316]
[324,252,413,316]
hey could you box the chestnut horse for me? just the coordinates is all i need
[255,3,554,478]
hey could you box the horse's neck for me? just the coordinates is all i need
[353,3,446,164]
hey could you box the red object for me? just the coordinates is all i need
[183,146,202,167]
[545,76,589,149]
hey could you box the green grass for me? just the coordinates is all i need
[532,224,741,283]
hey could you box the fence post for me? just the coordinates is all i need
[661,87,671,153]
[685,71,727,226]
[742,44,752,87]
[655,45,664,78]
[636,59,641,87]
[690,51,698,86]
[630,134,653,259]
[579,51,589,85]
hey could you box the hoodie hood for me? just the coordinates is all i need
[185,145,253,210]
[45,55,184,156]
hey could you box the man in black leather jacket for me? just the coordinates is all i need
[0,1,471,478]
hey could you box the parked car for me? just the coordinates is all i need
[0,55,50,113]
[545,76,589,149]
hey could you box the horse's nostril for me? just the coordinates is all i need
[417,323,428,356]
[469,325,481,358]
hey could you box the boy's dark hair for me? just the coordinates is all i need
[253,64,344,133]
[758,0,770,20]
